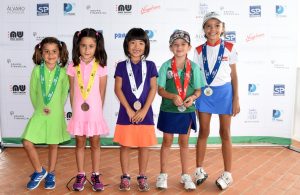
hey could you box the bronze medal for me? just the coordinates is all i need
[133,100,142,110]
[81,102,89,111]
[43,107,51,115]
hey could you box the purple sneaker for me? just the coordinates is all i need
[91,173,104,191]
[119,175,131,191]
[137,175,150,191]
[72,174,86,191]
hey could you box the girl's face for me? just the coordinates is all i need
[128,39,145,61]
[203,19,224,42]
[42,43,60,67]
[169,38,191,58]
[79,37,97,63]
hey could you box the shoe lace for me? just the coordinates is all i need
[66,175,92,191]
[92,174,101,184]
[138,176,148,189]
[120,176,130,188]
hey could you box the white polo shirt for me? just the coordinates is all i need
[193,39,238,86]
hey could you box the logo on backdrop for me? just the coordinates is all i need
[140,5,161,14]
[37,3,49,16]
[249,5,261,17]
[245,108,259,123]
[7,58,26,68]
[272,109,283,121]
[8,31,24,41]
[196,3,208,19]
[114,32,126,39]
[33,32,46,42]
[273,84,285,96]
[245,33,265,42]
[116,4,132,14]
[10,84,26,95]
[86,5,107,15]
[10,111,29,120]
[64,3,75,16]
[145,30,157,42]
[219,6,239,16]
[248,84,259,95]
[65,112,72,120]
[7,5,25,15]
[224,31,236,43]
[276,5,286,17]
[271,60,288,70]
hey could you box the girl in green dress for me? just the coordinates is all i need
[22,37,70,190]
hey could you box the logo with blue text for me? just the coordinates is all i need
[276,5,286,17]
[37,3,49,16]
[248,84,259,95]
[224,31,236,42]
[273,84,285,96]
[114,32,126,39]
[64,3,75,16]
[272,109,283,121]
[116,4,132,14]
[249,5,261,17]
[145,30,157,42]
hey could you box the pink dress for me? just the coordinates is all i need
[67,59,109,136]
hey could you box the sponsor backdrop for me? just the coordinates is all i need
[0,0,297,146]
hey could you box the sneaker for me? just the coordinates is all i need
[215,172,233,190]
[180,174,196,191]
[44,172,55,189]
[137,175,150,191]
[119,174,131,191]
[91,173,104,191]
[194,167,208,185]
[72,173,87,191]
[26,167,48,190]
[156,173,168,189]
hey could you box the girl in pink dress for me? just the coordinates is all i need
[67,28,109,192]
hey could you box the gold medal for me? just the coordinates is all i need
[133,100,142,110]
[81,102,89,111]
[43,107,51,115]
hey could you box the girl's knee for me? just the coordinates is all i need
[219,129,231,141]
[162,139,173,148]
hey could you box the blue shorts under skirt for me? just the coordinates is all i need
[195,82,233,115]
[157,111,197,134]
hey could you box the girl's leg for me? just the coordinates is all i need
[48,144,58,172]
[23,139,42,172]
[219,114,232,172]
[160,133,174,173]
[120,146,130,175]
[196,112,212,167]
[75,136,86,173]
[138,147,149,175]
[178,129,191,174]
[89,136,100,173]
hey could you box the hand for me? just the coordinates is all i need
[232,98,240,117]
[183,96,194,108]
[132,108,147,124]
[126,108,136,123]
[172,95,183,106]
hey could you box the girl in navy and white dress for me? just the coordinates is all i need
[193,12,240,190]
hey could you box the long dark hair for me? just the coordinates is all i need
[72,28,107,67]
[32,37,69,67]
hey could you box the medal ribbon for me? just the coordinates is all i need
[171,58,191,101]
[75,60,98,100]
[202,39,225,85]
[40,62,61,105]
[126,59,147,99]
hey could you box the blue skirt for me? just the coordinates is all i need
[195,82,233,114]
[157,111,197,134]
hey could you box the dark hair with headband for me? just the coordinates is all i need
[32,37,69,67]
[72,28,107,67]
[123,28,150,58]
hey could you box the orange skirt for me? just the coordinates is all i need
[113,125,157,147]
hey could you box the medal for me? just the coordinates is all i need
[76,60,98,112]
[178,105,186,112]
[43,107,51,115]
[204,87,213,96]
[81,102,89,111]
[133,100,142,110]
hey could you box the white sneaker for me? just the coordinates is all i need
[194,167,208,185]
[180,174,196,191]
[156,173,168,189]
[215,172,233,190]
